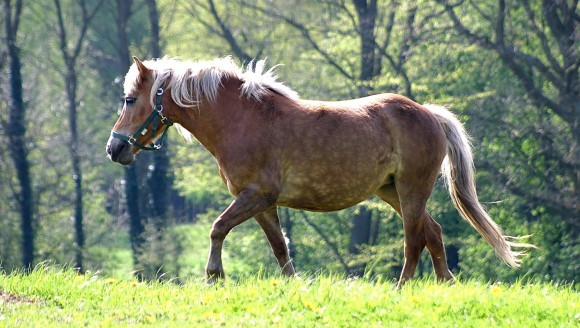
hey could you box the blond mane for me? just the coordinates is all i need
[123,56,299,109]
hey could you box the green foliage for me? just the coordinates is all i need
[0,267,577,326]
[171,139,232,212]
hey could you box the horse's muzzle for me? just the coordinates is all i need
[106,135,135,165]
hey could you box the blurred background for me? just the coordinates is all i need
[0,0,577,283]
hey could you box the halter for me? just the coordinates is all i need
[111,87,173,151]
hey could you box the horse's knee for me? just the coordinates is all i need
[210,220,228,240]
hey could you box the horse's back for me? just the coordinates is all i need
[291,93,447,164]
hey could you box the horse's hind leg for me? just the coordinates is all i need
[377,182,453,287]
[397,196,428,287]
[255,207,295,277]
[423,213,455,282]
[376,184,426,286]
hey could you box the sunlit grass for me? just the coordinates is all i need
[0,266,577,327]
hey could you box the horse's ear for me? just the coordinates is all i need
[132,56,150,80]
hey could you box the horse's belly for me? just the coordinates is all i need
[279,196,368,212]
[274,120,398,211]
[276,168,389,211]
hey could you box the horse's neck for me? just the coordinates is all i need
[181,107,224,155]
[182,84,250,154]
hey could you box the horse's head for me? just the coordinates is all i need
[106,57,174,165]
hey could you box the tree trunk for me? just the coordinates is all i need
[125,165,145,280]
[353,0,378,96]
[146,0,161,58]
[349,1,379,276]
[65,65,84,272]
[349,207,372,254]
[4,0,34,270]
[145,0,171,280]
[116,0,148,279]
[53,0,99,273]
[146,0,168,232]
[349,206,372,276]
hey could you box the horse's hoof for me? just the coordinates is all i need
[206,272,225,286]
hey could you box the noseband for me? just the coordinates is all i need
[111,87,173,151]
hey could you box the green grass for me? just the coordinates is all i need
[0,266,577,327]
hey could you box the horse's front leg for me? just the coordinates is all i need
[206,187,275,284]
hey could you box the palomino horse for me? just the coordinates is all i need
[106,56,530,286]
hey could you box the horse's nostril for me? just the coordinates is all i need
[107,140,123,162]
[107,139,135,164]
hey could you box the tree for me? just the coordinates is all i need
[428,0,578,281]
[113,0,149,280]
[245,0,432,99]
[440,0,579,227]
[52,0,105,272]
[87,0,179,280]
[144,0,170,279]
[182,0,273,63]
[2,0,34,269]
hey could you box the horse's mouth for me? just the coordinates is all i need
[106,138,136,165]
[110,153,135,165]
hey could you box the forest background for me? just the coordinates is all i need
[0,0,577,283]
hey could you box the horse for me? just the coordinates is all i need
[106,56,531,287]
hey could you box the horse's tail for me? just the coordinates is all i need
[424,104,533,267]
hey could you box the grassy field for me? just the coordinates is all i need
[0,266,577,327]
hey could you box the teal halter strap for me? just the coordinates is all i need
[111,87,173,151]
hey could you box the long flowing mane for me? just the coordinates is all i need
[123,56,299,108]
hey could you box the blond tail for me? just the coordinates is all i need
[424,104,534,267]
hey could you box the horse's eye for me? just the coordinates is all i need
[125,97,136,105]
